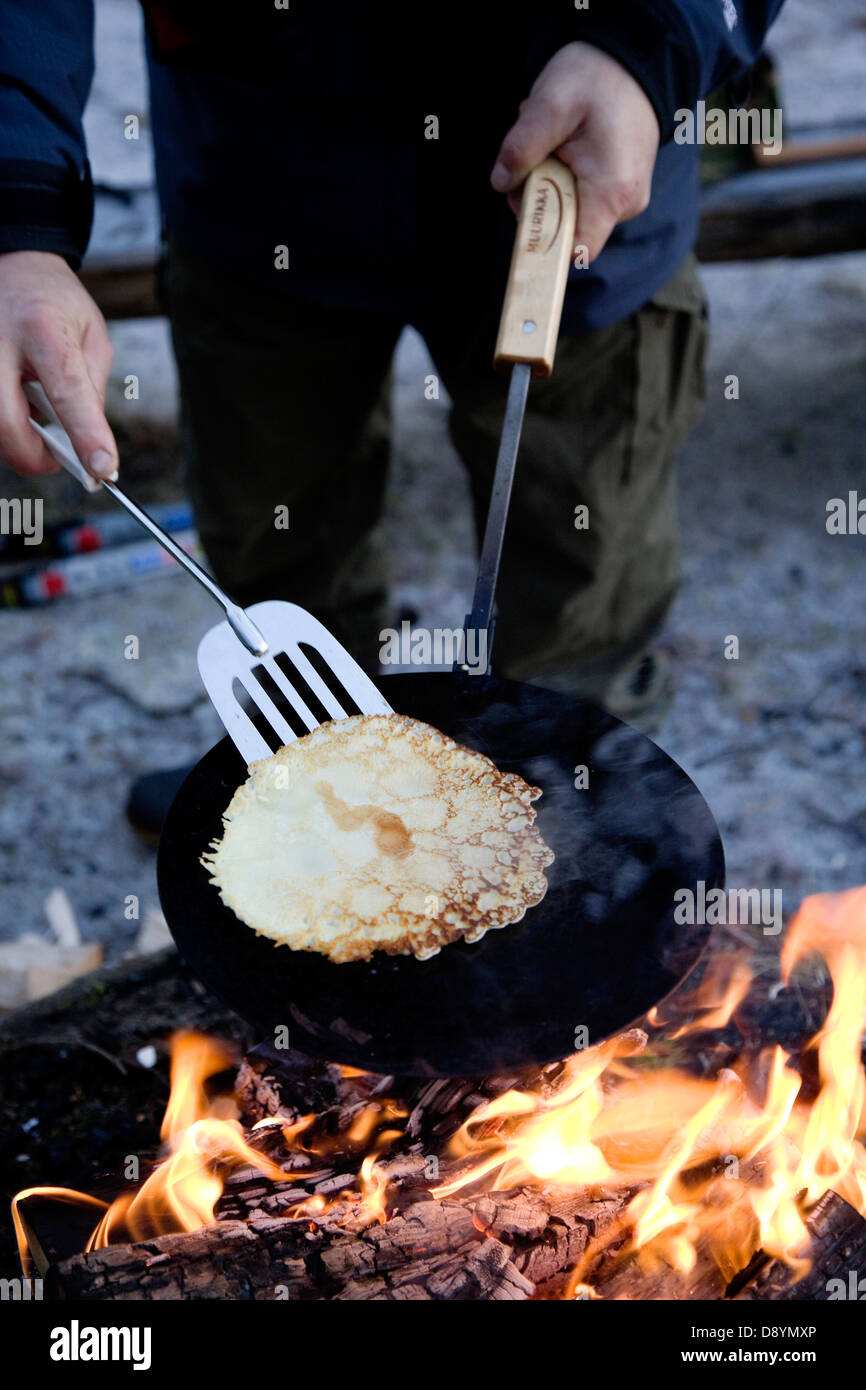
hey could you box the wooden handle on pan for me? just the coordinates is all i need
[493,157,578,379]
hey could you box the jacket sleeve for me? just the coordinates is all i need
[531,0,787,142]
[0,0,95,266]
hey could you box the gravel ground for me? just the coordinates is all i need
[1,0,864,957]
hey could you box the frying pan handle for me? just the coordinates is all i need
[493,157,578,379]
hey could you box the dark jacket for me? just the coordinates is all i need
[0,1,784,334]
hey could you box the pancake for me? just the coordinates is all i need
[202,712,554,962]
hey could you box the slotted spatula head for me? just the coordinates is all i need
[197,599,393,764]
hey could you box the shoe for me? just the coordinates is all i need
[126,762,196,846]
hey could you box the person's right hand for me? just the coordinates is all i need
[490,42,660,265]
[0,250,117,479]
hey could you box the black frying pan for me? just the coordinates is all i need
[158,670,723,1077]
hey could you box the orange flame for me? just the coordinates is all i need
[358,1129,403,1225]
[86,1032,290,1248]
[782,889,866,1215]
[666,951,752,1038]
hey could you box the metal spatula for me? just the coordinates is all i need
[25,385,392,765]
[196,599,391,762]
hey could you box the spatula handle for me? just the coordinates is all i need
[23,382,267,655]
[493,157,578,379]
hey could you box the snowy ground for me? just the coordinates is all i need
[1,0,864,960]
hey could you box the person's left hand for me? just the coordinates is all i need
[490,42,661,263]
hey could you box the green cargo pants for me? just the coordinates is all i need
[165,250,707,703]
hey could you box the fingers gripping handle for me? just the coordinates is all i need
[493,158,578,379]
[23,380,117,493]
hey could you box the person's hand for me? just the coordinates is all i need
[491,42,661,263]
[0,250,117,478]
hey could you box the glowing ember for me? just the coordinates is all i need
[12,889,866,1298]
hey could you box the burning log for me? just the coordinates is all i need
[735,1191,866,1301]
[47,1203,535,1301]
[572,1190,866,1302]
[46,1186,637,1301]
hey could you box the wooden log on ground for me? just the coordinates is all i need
[80,187,162,320]
[0,946,248,1059]
[46,1185,635,1301]
[696,157,866,262]
[47,1201,530,1301]
[45,1180,866,1301]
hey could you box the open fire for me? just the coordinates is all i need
[13,888,866,1299]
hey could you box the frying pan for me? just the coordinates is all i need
[158,159,724,1075]
[158,669,723,1076]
